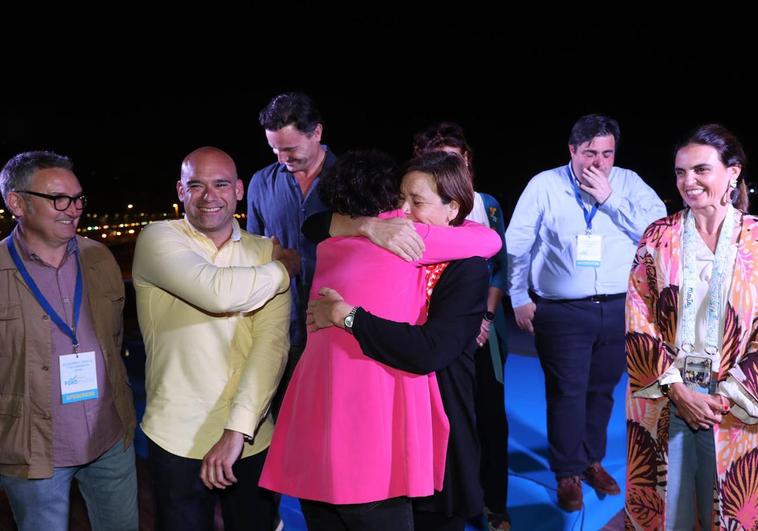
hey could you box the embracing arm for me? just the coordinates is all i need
[132,223,289,314]
[320,210,501,263]
[351,258,489,374]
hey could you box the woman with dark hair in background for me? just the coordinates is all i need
[413,122,510,531]
[626,124,758,530]
[309,151,495,531]
[260,150,501,531]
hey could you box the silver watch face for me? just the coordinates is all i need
[344,314,355,328]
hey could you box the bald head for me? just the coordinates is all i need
[180,146,238,184]
[176,146,244,248]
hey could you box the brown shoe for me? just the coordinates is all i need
[583,462,620,495]
[557,475,583,512]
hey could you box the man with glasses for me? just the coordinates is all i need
[0,151,138,530]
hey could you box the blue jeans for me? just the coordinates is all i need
[0,439,137,531]
[666,405,716,530]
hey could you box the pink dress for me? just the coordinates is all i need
[260,210,501,504]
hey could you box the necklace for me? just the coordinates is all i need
[679,205,736,356]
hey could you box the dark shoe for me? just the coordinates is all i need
[583,462,620,495]
[484,507,511,531]
[557,476,583,512]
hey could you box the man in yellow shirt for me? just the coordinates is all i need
[132,146,297,531]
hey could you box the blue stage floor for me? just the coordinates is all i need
[506,353,626,531]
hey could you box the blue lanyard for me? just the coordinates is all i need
[568,163,600,232]
[7,238,83,352]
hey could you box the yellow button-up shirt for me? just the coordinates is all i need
[132,218,290,459]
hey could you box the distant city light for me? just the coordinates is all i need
[127,204,134,209]
[101,233,107,239]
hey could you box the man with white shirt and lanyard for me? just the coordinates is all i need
[0,151,137,530]
[506,114,666,512]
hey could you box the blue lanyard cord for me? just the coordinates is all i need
[568,164,600,232]
[7,238,83,351]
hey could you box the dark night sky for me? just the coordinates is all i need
[2,12,756,220]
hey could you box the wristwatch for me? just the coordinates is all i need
[484,311,495,322]
[660,384,670,397]
[344,306,359,334]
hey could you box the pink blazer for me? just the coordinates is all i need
[260,211,501,504]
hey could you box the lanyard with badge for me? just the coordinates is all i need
[678,205,736,394]
[569,164,602,267]
[7,238,99,404]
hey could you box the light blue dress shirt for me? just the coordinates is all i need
[506,163,666,308]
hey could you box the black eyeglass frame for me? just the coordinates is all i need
[17,190,88,211]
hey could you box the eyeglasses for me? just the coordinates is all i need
[17,190,87,211]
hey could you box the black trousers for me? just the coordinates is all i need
[474,341,509,516]
[533,296,626,477]
[299,496,414,531]
[148,439,277,531]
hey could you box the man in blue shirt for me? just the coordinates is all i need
[506,114,666,512]
[247,92,336,414]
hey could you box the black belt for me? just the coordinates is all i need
[536,293,626,304]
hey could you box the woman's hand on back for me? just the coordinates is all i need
[307,287,353,332]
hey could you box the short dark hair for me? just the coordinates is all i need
[0,150,73,202]
[412,121,474,177]
[319,150,400,217]
[676,123,749,212]
[401,151,474,226]
[569,114,621,147]
[258,92,322,134]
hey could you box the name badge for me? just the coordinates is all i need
[59,351,99,404]
[576,234,602,268]
[683,355,713,394]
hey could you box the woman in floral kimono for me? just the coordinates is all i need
[626,124,758,530]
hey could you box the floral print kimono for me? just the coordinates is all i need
[625,210,758,530]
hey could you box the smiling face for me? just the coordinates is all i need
[9,167,83,248]
[400,170,459,226]
[265,123,323,174]
[177,149,243,247]
[675,143,740,212]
